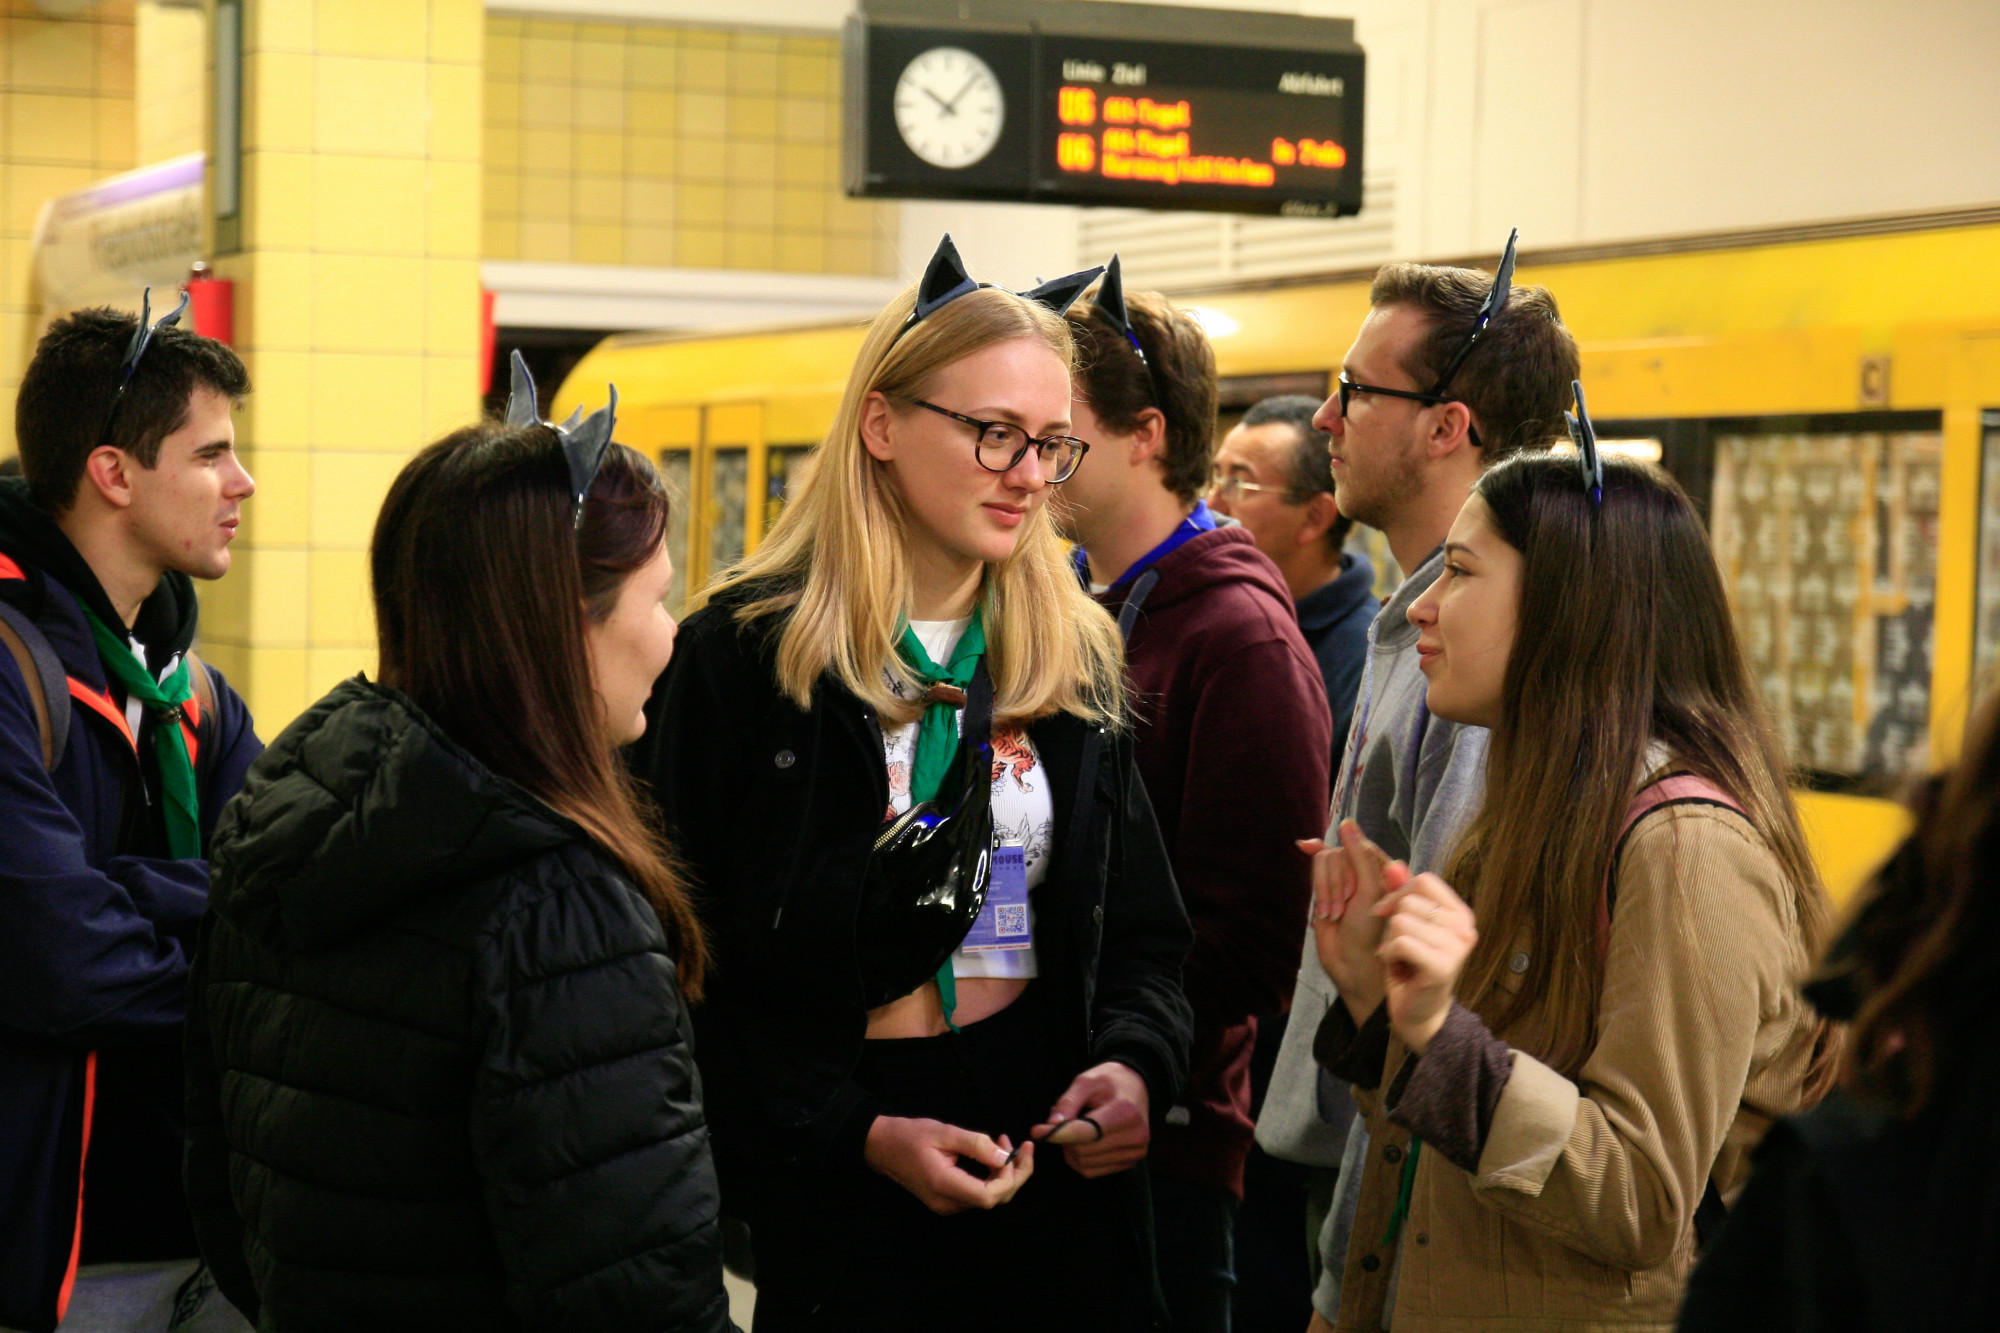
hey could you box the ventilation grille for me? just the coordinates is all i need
[1076,167,1395,293]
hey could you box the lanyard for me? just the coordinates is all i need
[1075,500,1217,590]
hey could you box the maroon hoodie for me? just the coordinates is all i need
[1097,525,1332,1198]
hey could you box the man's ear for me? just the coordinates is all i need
[1296,491,1342,550]
[82,446,139,510]
[860,390,896,463]
[1128,407,1169,465]
[1427,401,1480,461]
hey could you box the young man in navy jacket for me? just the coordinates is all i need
[1064,278,1333,1332]
[0,305,261,1333]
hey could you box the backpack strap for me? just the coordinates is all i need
[1599,771,1746,1250]
[0,571,72,771]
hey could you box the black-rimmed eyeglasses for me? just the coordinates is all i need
[899,396,1090,483]
[97,287,191,452]
[1334,374,1451,418]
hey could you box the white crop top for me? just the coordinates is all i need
[881,618,1052,980]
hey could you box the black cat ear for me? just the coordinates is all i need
[913,233,980,322]
[1021,262,1107,319]
[560,384,618,524]
[1095,254,1131,337]
[1482,227,1519,325]
[1566,378,1602,507]
[504,349,540,428]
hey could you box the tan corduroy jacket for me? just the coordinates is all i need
[1320,804,1821,1332]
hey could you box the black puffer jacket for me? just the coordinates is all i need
[184,678,730,1332]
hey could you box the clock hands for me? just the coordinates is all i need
[943,73,987,113]
[920,84,955,115]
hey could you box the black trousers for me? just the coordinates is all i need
[751,983,1153,1332]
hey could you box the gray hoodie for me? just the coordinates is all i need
[1252,545,1488,1320]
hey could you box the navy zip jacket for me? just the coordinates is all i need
[0,478,261,1333]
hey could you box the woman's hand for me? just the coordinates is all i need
[1373,872,1477,1055]
[863,1115,1034,1214]
[1032,1061,1150,1178]
[1304,820,1410,1022]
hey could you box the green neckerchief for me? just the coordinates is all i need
[893,606,987,1032]
[79,604,200,859]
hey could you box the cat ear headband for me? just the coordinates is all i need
[1430,227,1520,399]
[1089,253,1174,409]
[1565,378,1603,506]
[895,233,1106,343]
[504,348,617,526]
[97,286,192,451]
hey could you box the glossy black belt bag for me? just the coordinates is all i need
[857,661,995,1008]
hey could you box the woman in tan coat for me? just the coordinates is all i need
[1306,444,1837,1331]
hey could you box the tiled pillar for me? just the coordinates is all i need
[201,0,482,730]
[0,0,135,405]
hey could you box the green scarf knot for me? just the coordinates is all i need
[79,605,201,859]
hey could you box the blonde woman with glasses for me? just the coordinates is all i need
[633,238,1194,1333]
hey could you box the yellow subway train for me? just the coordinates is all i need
[554,215,2000,904]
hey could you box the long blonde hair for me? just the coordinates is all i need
[694,283,1126,729]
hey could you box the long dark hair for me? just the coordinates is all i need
[372,423,707,997]
[1811,693,2000,1116]
[1447,453,1832,1082]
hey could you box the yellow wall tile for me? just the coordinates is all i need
[314,56,426,157]
[428,62,482,162]
[313,253,426,354]
[679,182,725,227]
[522,34,573,84]
[486,126,521,172]
[246,547,310,647]
[94,95,134,165]
[242,354,312,450]
[485,78,522,126]
[96,18,135,97]
[626,225,674,267]
[420,354,479,438]
[246,2,314,55]
[626,88,675,135]
[777,97,829,143]
[237,453,310,559]
[573,222,622,265]
[430,0,484,66]
[519,173,569,221]
[628,25,677,48]
[3,162,92,231]
[575,84,622,132]
[520,80,571,129]
[628,44,676,88]
[0,237,31,309]
[247,150,314,251]
[729,94,778,140]
[726,184,776,230]
[778,142,828,186]
[574,174,621,222]
[243,647,311,733]
[574,38,623,87]
[306,647,375,699]
[520,127,571,173]
[729,47,779,95]
[518,218,572,262]
[625,178,674,225]
[11,92,97,164]
[304,448,410,548]
[726,229,775,272]
[8,16,99,93]
[828,235,875,274]
[777,184,826,229]
[312,155,426,255]
[678,90,725,135]
[307,548,372,644]
[522,19,577,43]
[483,215,520,258]
[575,130,621,175]
[679,137,725,181]
[486,32,522,81]
[776,231,826,273]
[309,357,426,455]
[484,168,521,217]
[779,51,831,98]
[726,140,777,185]
[427,159,481,259]
[678,44,726,93]
[241,250,313,352]
[676,228,724,268]
[628,134,675,177]
[732,33,782,56]
[421,258,480,357]
[247,51,314,153]
[200,550,250,641]
[315,0,426,61]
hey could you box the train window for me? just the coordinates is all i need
[1978,411,2000,693]
[1604,411,1943,791]
[659,449,692,617]
[765,445,815,535]
[710,448,749,579]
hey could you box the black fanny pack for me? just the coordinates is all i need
[857,660,995,1008]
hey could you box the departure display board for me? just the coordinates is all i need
[844,1,1365,218]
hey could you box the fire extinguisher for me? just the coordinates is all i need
[184,262,234,345]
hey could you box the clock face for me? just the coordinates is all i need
[893,47,1005,170]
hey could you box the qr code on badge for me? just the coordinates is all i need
[995,903,1029,937]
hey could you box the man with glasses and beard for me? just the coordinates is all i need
[1,297,260,1333]
[1252,237,1580,1331]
